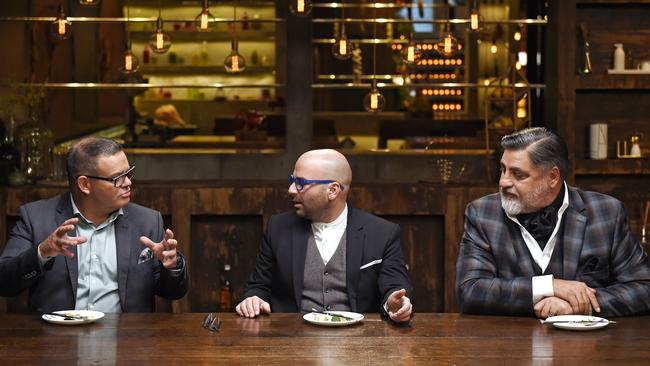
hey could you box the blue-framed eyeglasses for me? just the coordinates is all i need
[288,174,344,192]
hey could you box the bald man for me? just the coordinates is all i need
[236,149,413,323]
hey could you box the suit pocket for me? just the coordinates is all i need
[578,267,610,287]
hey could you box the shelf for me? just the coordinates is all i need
[130,31,275,42]
[577,0,650,4]
[575,74,650,90]
[574,159,650,175]
[140,65,275,75]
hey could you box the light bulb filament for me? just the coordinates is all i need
[58,19,66,36]
[370,93,378,110]
[200,12,209,30]
[297,0,305,13]
[470,13,479,31]
[156,32,164,50]
[407,46,415,62]
[444,36,452,54]
[514,31,521,41]
[490,43,497,54]
[125,54,133,71]
[339,39,347,56]
[231,55,239,71]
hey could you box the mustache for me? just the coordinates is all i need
[500,188,518,198]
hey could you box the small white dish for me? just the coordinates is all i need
[42,310,105,325]
[545,315,610,331]
[303,311,364,327]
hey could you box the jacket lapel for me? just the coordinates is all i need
[503,218,538,277]
[57,193,79,299]
[292,219,310,309]
[345,208,364,312]
[115,207,132,307]
[562,188,587,280]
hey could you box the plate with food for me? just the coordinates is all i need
[542,315,612,331]
[303,311,364,327]
[42,310,105,325]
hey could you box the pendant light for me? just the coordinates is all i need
[51,3,72,41]
[289,0,312,17]
[332,1,352,60]
[195,0,216,32]
[224,1,245,73]
[469,0,481,32]
[149,5,171,54]
[401,32,422,65]
[79,0,100,6]
[121,7,140,74]
[363,13,385,112]
[433,4,461,57]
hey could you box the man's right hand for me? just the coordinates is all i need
[235,296,271,318]
[38,218,87,259]
[553,278,600,315]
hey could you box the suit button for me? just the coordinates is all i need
[325,288,330,293]
[325,305,332,310]
[324,271,329,276]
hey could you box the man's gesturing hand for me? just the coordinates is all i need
[387,288,413,323]
[553,278,600,314]
[235,296,271,318]
[140,229,179,269]
[38,218,87,258]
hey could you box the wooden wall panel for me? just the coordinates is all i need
[189,215,263,313]
[382,215,444,312]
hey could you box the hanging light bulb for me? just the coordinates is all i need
[79,0,100,5]
[289,0,312,17]
[224,40,246,73]
[51,4,72,41]
[332,24,353,60]
[490,41,498,54]
[149,16,171,54]
[401,34,423,65]
[434,32,461,57]
[363,82,386,112]
[469,9,480,31]
[120,41,140,74]
[195,0,216,32]
[514,29,522,41]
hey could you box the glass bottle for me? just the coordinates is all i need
[16,111,54,181]
[219,264,233,312]
[0,116,19,185]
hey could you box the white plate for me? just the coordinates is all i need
[42,310,105,325]
[303,311,364,327]
[547,315,610,331]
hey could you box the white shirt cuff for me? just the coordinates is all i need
[36,244,53,268]
[532,274,554,304]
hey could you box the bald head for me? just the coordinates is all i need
[295,149,352,190]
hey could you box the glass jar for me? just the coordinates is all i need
[0,116,20,185]
[16,112,54,181]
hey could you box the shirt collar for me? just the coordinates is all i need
[70,193,123,228]
[311,204,348,232]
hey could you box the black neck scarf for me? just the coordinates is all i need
[517,186,565,249]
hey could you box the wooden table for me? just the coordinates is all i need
[0,313,649,365]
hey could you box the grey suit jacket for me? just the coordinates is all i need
[456,186,650,317]
[240,207,413,315]
[0,192,188,313]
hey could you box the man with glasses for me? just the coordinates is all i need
[236,149,413,323]
[0,137,188,313]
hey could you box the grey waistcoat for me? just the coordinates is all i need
[300,231,351,312]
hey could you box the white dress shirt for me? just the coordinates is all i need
[505,183,569,304]
[311,204,348,265]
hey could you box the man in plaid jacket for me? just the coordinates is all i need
[456,127,650,318]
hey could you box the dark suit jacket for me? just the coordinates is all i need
[456,186,650,317]
[240,207,413,315]
[0,192,188,313]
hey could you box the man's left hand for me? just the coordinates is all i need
[534,296,573,318]
[387,288,412,323]
[140,229,179,269]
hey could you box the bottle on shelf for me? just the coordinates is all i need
[613,43,625,71]
[143,45,150,64]
[241,11,249,31]
[219,264,233,312]
[200,41,209,65]
[0,116,19,185]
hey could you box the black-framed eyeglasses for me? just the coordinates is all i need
[288,174,344,192]
[202,313,222,332]
[79,165,135,188]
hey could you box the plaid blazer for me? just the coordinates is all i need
[456,186,650,317]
